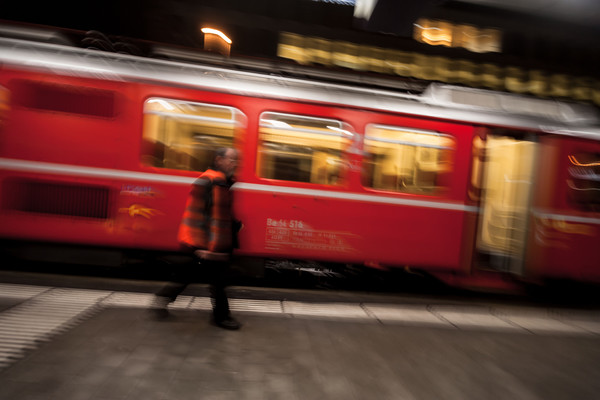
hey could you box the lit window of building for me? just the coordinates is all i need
[414,18,502,53]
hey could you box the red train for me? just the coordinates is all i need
[1,27,599,292]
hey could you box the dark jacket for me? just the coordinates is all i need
[177,169,233,253]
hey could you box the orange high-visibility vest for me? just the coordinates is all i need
[177,169,233,253]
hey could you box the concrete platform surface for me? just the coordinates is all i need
[0,282,599,400]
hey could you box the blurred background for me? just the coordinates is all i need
[2,0,600,105]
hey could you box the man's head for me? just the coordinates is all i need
[214,147,238,179]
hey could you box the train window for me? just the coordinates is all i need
[469,135,486,201]
[476,135,536,260]
[257,112,354,185]
[567,153,600,212]
[0,85,8,130]
[141,98,246,171]
[11,80,116,118]
[362,124,455,194]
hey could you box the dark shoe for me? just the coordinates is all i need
[149,296,170,319]
[214,316,241,330]
[149,307,170,320]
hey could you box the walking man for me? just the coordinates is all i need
[151,147,241,330]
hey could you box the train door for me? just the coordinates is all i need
[474,129,538,275]
[526,135,600,282]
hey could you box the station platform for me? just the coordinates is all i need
[1,280,599,400]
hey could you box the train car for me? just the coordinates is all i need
[0,25,599,291]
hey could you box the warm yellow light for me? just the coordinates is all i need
[201,28,232,44]
[568,155,600,167]
[421,32,452,46]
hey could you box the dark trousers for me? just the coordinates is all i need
[155,256,230,320]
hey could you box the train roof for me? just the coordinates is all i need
[1,25,600,141]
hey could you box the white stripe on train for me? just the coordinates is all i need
[0,157,475,212]
[3,157,600,223]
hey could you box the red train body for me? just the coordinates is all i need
[1,30,599,291]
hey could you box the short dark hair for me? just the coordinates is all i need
[212,147,234,168]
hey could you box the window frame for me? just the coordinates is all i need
[362,123,456,195]
[566,152,600,213]
[256,111,356,186]
[141,97,246,172]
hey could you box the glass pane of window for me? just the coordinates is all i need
[12,80,116,118]
[476,136,536,259]
[362,124,455,194]
[567,152,600,212]
[0,85,8,130]
[413,18,502,53]
[257,112,354,185]
[469,135,485,201]
[141,98,246,171]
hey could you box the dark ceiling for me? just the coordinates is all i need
[2,0,598,77]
